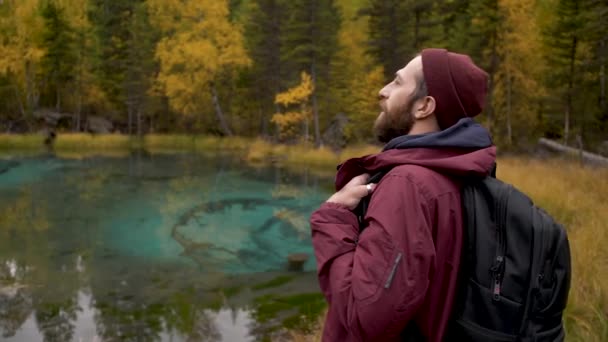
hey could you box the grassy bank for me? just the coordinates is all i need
[0,133,251,153]
[498,157,608,342]
[0,133,381,170]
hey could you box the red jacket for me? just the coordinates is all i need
[310,146,496,341]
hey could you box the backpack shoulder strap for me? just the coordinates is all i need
[357,162,496,229]
[356,169,389,230]
[490,162,497,178]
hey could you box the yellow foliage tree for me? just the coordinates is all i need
[147,0,250,135]
[0,0,102,127]
[331,0,385,143]
[271,71,314,142]
[493,0,547,147]
[0,0,44,117]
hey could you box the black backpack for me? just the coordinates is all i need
[357,164,571,342]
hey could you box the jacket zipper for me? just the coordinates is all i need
[385,252,402,289]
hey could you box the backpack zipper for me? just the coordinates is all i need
[491,186,511,301]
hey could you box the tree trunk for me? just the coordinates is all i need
[302,104,309,142]
[12,83,25,118]
[311,65,321,147]
[506,66,512,146]
[539,138,608,165]
[309,0,321,147]
[128,102,133,135]
[137,107,142,137]
[25,60,35,117]
[211,84,233,136]
[75,36,83,132]
[414,10,420,49]
[76,93,81,132]
[56,87,61,113]
[565,36,578,145]
[600,39,606,111]
[486,20,499,130]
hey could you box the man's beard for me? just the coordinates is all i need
[373,100,416,144]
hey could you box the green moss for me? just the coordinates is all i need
[252,294,291,323]
[220,285,244,298]
[291,295,326,330]
[253,292,327,330]
[252,275,295,291]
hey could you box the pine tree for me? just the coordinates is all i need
[542,0,585,144]
[329,0,384,143]
[580,0,608,143]
[88,0,157,134]
[467,0,503,129]
[366,0,412,82]
[39,0,76,112]
[436,0,473,50]
[492,0,546,147]
[281,0,340,146]
[124,2,158,136]
[243,0,285,136]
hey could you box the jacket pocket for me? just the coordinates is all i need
[352,229,397,302]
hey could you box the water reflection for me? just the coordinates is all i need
[7,290,256,342]
[0,152,331,341]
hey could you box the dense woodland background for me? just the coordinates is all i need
[0,0,607,152]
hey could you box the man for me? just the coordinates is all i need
[309,48,496,341]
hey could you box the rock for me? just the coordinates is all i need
[287,253,309,272]
[322,113,349,150]
[86,116,114,134]
[33,109,72,127]
[599,141,608,157]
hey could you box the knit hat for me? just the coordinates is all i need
[420,48,489,130]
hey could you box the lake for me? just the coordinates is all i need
[0,151,334,342]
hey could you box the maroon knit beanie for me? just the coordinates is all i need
[420,48,489,129]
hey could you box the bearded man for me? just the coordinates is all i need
[310,48,496,341]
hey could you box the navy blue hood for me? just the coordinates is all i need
[382,118,493,151]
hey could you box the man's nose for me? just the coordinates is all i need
[378,86,389,100]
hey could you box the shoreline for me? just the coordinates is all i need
[0,133,381,173]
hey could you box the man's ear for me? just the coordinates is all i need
[413,96,436,119]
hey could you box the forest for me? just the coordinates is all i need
[0,0,606,152]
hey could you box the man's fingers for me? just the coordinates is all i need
[348,173,370,186]
[354,183,377,198]
[367,183,377,193]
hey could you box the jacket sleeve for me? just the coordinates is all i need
[310,174,436,341]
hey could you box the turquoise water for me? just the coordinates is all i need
[0,152,334,341]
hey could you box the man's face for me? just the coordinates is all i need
[374,56,423,143]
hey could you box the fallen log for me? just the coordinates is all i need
[538,138,608,166]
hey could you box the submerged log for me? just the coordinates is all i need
[538,138,608,166]
[287,253,309,272]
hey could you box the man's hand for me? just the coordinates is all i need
[326,173,377,210]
